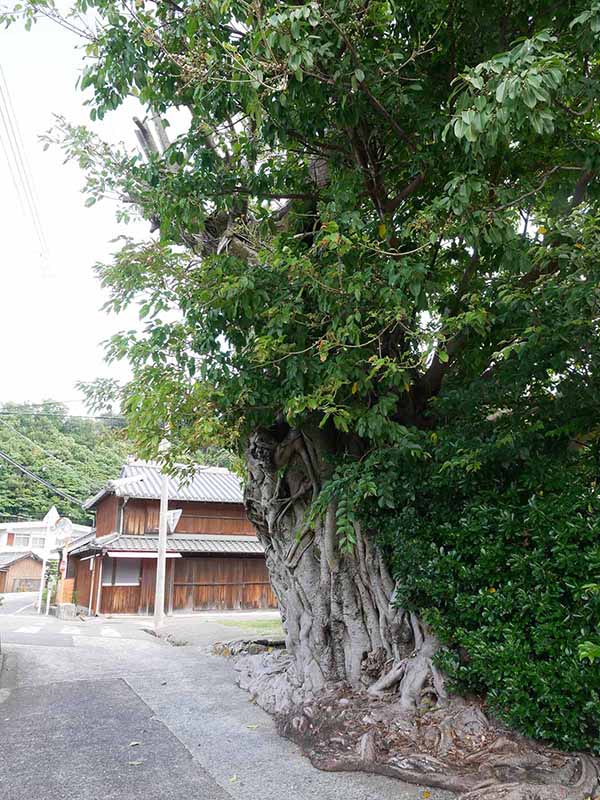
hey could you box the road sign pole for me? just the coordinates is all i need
[153,449,169,631]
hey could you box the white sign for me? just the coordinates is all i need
[167,509,182,534]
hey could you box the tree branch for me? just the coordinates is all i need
[385,172,425,213]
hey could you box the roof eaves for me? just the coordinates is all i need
[83,486,112,510]
[0,551,43,568]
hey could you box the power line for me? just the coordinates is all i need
[0,62,49,255]
[0,62,50,260]
[0,411,125,422]
[0,97,28,221]
[0,417,88,481]
[0,448,84,506]
[25,399,86,406]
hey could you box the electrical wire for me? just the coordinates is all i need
[0,411,125,422]
[0,62,49,253]
[0,63,50,259]
[0,448,84,506]
[0,417,88,481]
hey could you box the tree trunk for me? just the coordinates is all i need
[238,427,600,800]
[243,427,433,704]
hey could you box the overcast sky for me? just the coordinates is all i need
[0,16,149,413]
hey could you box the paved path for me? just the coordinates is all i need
[0,611,452,800]
[0,591,37,615]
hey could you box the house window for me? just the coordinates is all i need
[14,534,30,547]
[31,536,46,548]
[101,557,141,586]
[66,558,75,579]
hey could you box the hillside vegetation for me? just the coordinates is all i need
[0,402,129,525]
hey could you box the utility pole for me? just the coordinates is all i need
[45,577,53,615]
[154,439,170,631]
[38,506,59,613]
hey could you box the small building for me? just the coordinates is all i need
[0,551,43,593]
[0,518,91,560]
[58,461,277,616]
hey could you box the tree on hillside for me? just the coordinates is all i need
[5,2,600,796]
[0,402,129,523]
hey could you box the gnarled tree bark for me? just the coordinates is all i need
[238,426,600,800]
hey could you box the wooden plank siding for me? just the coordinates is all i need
[2,556,42,592]
[172,556,277,611]
[95,494,120,537]
[73,556,94,610]
[122,498,256,536]
[86,555,277,615]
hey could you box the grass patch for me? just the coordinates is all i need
[218,618,284,636]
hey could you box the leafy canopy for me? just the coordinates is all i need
[3,0,599,461]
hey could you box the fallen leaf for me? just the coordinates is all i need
[128,760,144,766]
[422,792,431,799]
[246,724,259,730]
[129,741,141,747]
[229,775,238,783]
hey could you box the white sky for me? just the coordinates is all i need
[0,17,150,413]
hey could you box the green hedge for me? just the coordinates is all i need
[369,427,600,752]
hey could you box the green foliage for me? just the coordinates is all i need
[580,584,600,663]
[336,371,600,751]
[3,0,598,463]
[0,402,129,524]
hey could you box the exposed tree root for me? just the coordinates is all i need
[241,428,600,800]
[234,650,600,800]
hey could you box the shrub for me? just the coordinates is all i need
[367,416,600,752]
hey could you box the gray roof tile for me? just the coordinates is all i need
[84,461,244,509]
[0,551,42,569]
[95,533,264,556]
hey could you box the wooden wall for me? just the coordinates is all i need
[172,556,277,611]
[0,572,6,592]
[122,499,256,536]
[73,556,95,610]
[56,576,75,605]
[4,556,42,592]
[91,555,277,615]
[95,495,120,537]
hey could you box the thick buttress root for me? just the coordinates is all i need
[235,649,600,800]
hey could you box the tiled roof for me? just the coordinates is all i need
[84,461,244,509]
[72,534,264,556]
[0,551,42,569]
[65,530,97,555]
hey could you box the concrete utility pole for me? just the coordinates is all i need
[45,578,53,616]
[154,439,170,631]
[38,506,59,613]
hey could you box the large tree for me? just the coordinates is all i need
[5,1,600,796]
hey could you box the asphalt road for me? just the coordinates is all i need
[0,678,230,800]
[0,591,37,615]
[0,611,453,800]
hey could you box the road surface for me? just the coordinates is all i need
[0,591,37,615]
[0,610,451,800]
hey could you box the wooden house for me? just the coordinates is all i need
[0,551,43,593]
[58,461,277,616]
